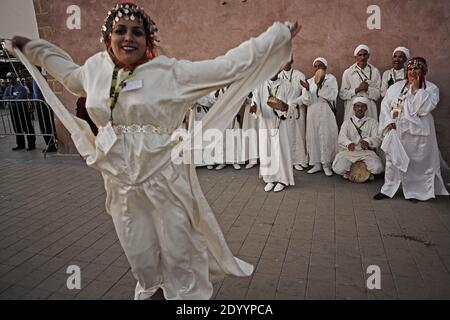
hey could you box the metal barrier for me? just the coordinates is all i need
[0,98,57,157]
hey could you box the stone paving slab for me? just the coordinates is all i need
[0,136,450,300]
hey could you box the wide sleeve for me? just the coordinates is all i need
[300,82,313,106]
[22,39,86,97]
[378,90,394,136]
[367,67,381,101]
[365,120,382,148]
[173,22,292,102]
[404,82,439,117]
[380,70,389,98]
[338,120,353,149]
[339,68,355,101]
[318,75,338,101]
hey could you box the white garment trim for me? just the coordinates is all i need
[113,123,173,135]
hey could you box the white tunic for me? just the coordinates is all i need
[253,78,296,186]
[17,21,293,299]
[279,68,308,166]
[332,115,383,175]
[199,88,243,165]
[188,91,217,166]
[379,80,449,200]
[381,68,406,98]
[240,96,259,163]
[340,63,381,120]
[301,74,339,167]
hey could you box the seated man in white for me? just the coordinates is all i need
[333,97,384,180]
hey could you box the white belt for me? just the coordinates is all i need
[113,123,173,135]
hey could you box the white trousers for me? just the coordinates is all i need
[103,165,213,300]
[332,150,384,176]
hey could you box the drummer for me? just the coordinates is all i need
[332,97,384,181]
[252,71,297,192]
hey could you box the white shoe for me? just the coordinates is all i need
[207,165,214,170]
[343,173,349,180]
[245,162,256,169]
[307,164,322,174]
[215,164,226,170]
[274,183,285,192]
[323,167,333,177]
[294,164,304,171]
[264,183,275,192]
[233,164,241,170]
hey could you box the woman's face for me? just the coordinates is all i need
[407,65,426,83]
[110,18,147,65]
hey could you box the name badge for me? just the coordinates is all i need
[123,79,143,92]
[96,122,117,154]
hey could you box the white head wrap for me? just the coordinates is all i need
[354,44,370,56]
[353,96,369,106]
[393,46,410,60]
[313,57,328,68]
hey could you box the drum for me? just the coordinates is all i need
[314,68,326,85]
[267,96,288,111]
[348,161,370,183]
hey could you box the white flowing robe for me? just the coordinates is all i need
[189,93,216,124]
[379,80,449,200]
[198,88,243,166]
[188,92,217,166]
[13,21,293,300]
[279,68,308,166]
[301,74,339,167]
[219,88,244,165]
[253,78,296,186]
[381,68,406,98]
[241,96,259,163]
[332,115,384,175]
[340,63,381,120]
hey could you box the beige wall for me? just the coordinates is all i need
[33,0,450,161]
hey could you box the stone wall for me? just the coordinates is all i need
[33,0,450,161]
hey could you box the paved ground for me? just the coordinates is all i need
[0,135,450,300]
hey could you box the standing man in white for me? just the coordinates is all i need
[279,57,308,171]
[381,47,410,98]
[300,57,339,177]
[340,44,381,121]
[241,92,259,169]
[253,72,296,192]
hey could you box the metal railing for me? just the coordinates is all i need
[0,98,57,157]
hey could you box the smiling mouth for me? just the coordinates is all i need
[121,45,137,52]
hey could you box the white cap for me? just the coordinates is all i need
[353,96,369,106]
[354,44,370,56]
[393,46,410,60]
[313,57,328,68]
